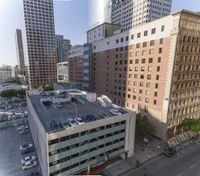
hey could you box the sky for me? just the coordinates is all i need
[0,0,200,66]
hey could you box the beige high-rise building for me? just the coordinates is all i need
[23,0,57,89]
[112,0,172,31]
[91,10,200,145]
[15,29,25,74]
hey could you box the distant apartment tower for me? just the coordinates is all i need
[112,0,172,31]
[56,35,71,63]
[0,66,12,84]
[63,39,72,62]
[104,0,112,23]
[23,0,57,88]
[91,10,200,145]
[68,46,84,89]
[15,29,25,74]
[56,35,64,63]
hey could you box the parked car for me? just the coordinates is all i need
[20,143,34,151]
[76,117,85,125]
[67,118,78,127]
[19,129,29,134]
[163,146,176,157]
[21,156,36,164]
[18,125,29,130]
[22,161,37,170]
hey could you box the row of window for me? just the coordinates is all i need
[48,121,126,145]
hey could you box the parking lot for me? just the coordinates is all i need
[0,97,41,176]
[0,124,40,176]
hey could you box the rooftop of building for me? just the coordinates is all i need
[28,89,129,133]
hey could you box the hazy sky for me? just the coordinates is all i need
[0,0,200,66]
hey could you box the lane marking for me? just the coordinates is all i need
[178,173,183,176]
[190,164,196,169]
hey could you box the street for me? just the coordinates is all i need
[126,142,200,176]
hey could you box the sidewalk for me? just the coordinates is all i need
[104,138,163,176]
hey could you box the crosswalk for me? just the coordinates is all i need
[168,131,200,147]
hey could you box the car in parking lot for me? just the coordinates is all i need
[22,160,37,170]
[21,155,36,164]
[20,143,34,153]
[19,129,29,134]
[18,125,29,130]
[67,118,78,127]
[76,117,85,125]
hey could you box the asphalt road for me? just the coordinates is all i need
[128,142,200,176]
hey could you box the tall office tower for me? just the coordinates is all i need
[56,35,64,63]
[15,29,25,74]
[88,0,105,29]
[23,0,57,89]
[104,0,112,23]
[91,10,200,145]
[63,39,72,62]
[112,0,172,31]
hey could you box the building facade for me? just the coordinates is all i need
[27,89,135,176]
[87,23,121,43]
[15,29,25,74]
[63,39,72,62]
[0,66,12,84]
[23,0,57,88]
[56,35,64,63]
[68,46,84,88]
[90,10,200,144]
[112,0,172,31]
[57,62,69,83]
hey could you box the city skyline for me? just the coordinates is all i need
[0,0,200,66]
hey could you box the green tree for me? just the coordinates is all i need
[0,89,17,98]
[183,119,200,132]
[43,84,54,91]
[135,113,155,142]
[17,89,26,96]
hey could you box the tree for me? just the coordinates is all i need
[183,119,200,132]
[0,89,17,98]
[17,89,26,97]
[135,113,155,142]
[43,84,54,91]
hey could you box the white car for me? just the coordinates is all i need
[20,143,33,151]
[21,156,36,164]
[18,125,28,130]
[22,161,37,170]
[110,109,122,116]
[67,118,78,127]
[76,117,85,125]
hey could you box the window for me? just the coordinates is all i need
[136,43,140,48]
[147,74,151,80]
[155,83,158,89]
[149,49,154,55]
[141,66,145,71]
[131,35,134,39]
[161,25,165,32]
[121,38,124,42]
[157,66,160,72]
[159,48,162,54]
[135,59,139,64]
[150,40,155,46]
[146,90,150,95]
[149,58,153,63]
[142,50,146,56]
[160,38,163,44]
[126,36,129,41]
[137,32,141,38]
[154,100,157,105]
[144,30,148,36]
[154,92,158,97]
[136,51,139,56]
[116,39,119,43]
[158,57,161,63]
[143,42,147,47]
[142,58,145,63]
[151,28,156,34]
[156,75,159,80]
[148,66,152,72]
[146,82,150,88]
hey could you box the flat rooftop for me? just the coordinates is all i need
[28,90,128,133]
